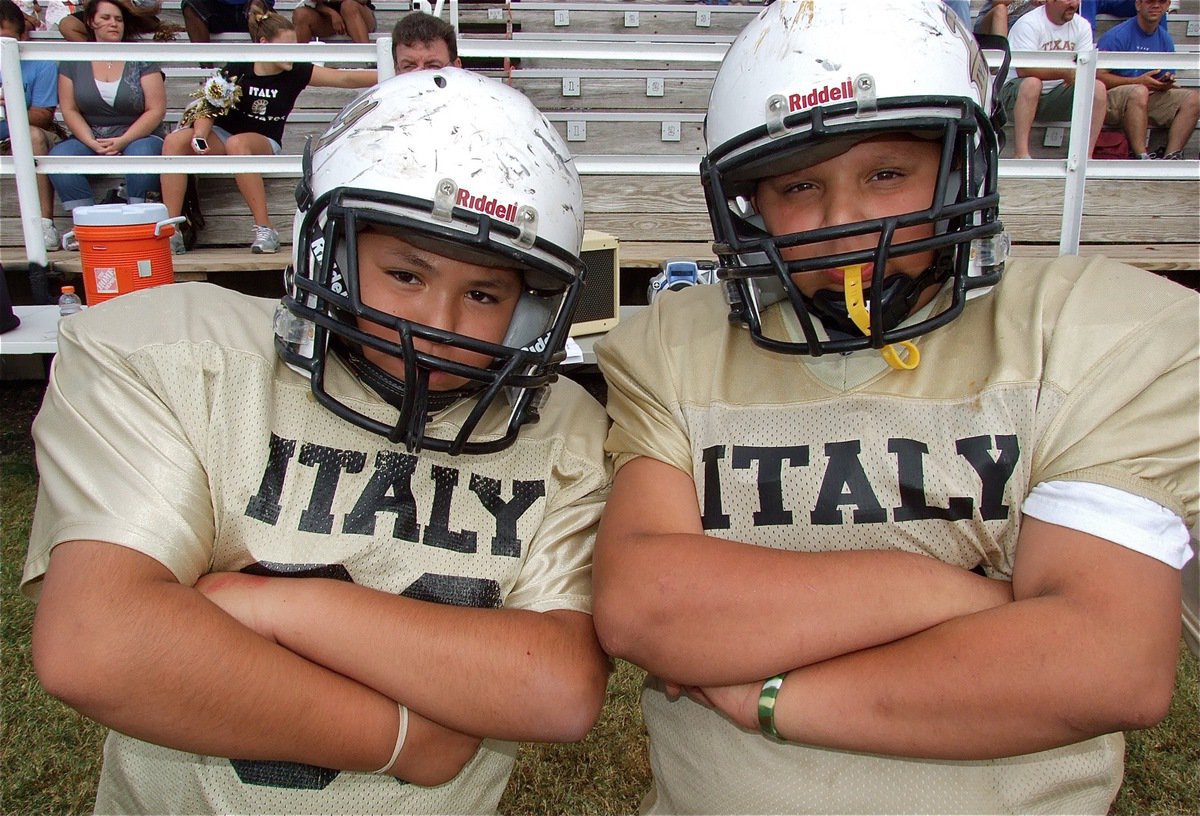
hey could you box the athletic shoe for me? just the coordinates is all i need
[1162,151,1185,161]
[42,218,60,250]
[251,225,280,254]
[169,229,187,255]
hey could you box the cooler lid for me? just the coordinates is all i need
[71,202,170,227]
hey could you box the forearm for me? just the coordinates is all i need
[218,577,608,742]
[192,115,214,138]
[1016,68,1077,84]
[27,107,55,130]
[769,592,1179,759]
[595,532,1009,685]
[764,522,1183,759]
[119,108,165,144]
[61,109,94,144]
[1096,70,1143,89]
[30,541,474,782]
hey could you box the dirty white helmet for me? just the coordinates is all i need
[703,0,1010,359]
[278,69,585,454]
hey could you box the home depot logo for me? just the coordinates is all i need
[789,79,855,112]
[457,187,518,223]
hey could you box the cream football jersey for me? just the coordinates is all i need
[24,282,611,815]
[596,255,1198,814]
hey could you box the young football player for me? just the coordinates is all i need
[593,1,1197,813]
[24,69,610,814]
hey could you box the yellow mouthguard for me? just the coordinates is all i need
[842,264,920,371]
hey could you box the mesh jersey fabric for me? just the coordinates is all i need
[23,282,611,815]
[595,254,1199,814]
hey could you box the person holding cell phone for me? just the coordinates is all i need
[1096,0,1198,160]
[158,9,375,254]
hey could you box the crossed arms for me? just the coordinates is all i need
[593,456,1181,760]
[32,539,608,785]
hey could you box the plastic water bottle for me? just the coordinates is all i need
[58,285,82,318]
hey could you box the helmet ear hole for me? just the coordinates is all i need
[503,290,557,350]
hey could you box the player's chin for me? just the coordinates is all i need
[426,371,475,392]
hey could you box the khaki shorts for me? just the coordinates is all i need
[0,124,63,155]
[1105,84,1193,129]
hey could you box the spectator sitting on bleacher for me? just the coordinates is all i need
[975,0,1152,36]
[974,0,1044,35]
[1080,0,1169,33]
[58,0,174,40]
[999,0,1107,159]
[1097,0,1197,159]
[293,0,375,44]
[391,10,459,74]
[180,0,271,43]
[159,9,377,254]
[0,0,64,249]
[48,0,167,219]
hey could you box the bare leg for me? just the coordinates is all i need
[1119,86,1150,156]
[1087,82,1107,160]
[159,127,196,217]
[341,1,376,43]
[225,132,275,227]
[183,5,210,43]
[1165,90,1199,155]
[1013,77,1043,159]
[57,14,89,41]
[292,4,323,42]
[29,127,54,219]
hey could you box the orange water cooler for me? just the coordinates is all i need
[63,203,185,305]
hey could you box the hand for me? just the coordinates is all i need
[1142,70,1173,91]
[681,679,763,732]
[93,136,123,156]
[325,8,345,34]
[195,572,280,641]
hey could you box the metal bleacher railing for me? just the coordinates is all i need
[1,27,1196,271]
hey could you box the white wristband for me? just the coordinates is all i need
[372,703,409,775]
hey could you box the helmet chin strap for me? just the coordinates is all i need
[337,342,480,447]
[842,265,921,371]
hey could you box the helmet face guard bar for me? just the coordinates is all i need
[702,95,1003,357]
[279,187,583,455]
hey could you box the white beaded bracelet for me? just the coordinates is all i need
[372,703,409,775]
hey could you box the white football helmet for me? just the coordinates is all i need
[702,0,1010,359]
[278,69,585,454]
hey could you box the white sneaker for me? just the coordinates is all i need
[42,218,60,250]
[251,225,280,254]
[169,229,187,255]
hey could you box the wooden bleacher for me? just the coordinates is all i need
[2,2,1197,302]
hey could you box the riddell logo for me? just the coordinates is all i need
[457,187,518,223]
[788,79,855,112]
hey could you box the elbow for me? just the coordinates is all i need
[31,620,107,712]
[1112,665,1176,732]
[592,570,673,667]
[1075,657,1177,736]
[536,653,610,743]
[561,658,610,742]
[592,592,638,663]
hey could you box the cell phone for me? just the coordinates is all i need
[191,136,209,152]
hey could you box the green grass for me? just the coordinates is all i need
[2,379,1196,815]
